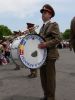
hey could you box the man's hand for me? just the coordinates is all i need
[38,42,47,49]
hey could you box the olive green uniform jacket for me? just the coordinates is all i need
[70,17,75,52]
[39,21,60,59]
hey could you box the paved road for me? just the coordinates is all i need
[0,49,75,100]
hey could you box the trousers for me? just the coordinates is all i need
[40,59,56,100]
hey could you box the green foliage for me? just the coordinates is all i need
[59,32,63,40]
[0,25,12,39]
[62,29,70,40]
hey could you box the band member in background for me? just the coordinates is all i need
[26,23,37,78]
[70,16,75,52]
[38,4,61,100]
[2,41,10,63]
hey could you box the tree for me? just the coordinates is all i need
[0,25,12,39]
[62,29,70,40]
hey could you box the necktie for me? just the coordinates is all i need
[42,24,45,28]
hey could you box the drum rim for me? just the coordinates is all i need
[25,33,46,41]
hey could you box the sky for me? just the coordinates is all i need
[0,0,75,33]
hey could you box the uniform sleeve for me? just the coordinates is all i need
[45,22,61,47]
[70,17,75,41]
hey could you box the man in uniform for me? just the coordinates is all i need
[38,4,61,100]
[70,16,75,52]
[26,23,37,78]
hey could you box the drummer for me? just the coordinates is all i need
[38,4,61,100]
[26,22,37,78]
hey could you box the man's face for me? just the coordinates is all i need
[41,11,52,22]
[28,27,34,33]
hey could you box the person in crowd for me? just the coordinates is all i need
[0,41,7,65]
[0,44,4,65]
[3,39,11,63]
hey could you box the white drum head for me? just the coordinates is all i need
[18,34,47,69]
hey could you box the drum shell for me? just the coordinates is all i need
[10,36,25,66]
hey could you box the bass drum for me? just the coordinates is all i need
[10,35,25,66]
[19,34,47,69]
